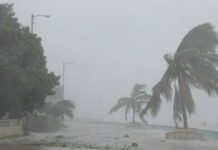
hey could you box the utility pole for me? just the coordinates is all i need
[31,14,34,33]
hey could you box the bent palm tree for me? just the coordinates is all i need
[110,84,151,123]
[47,100,75,125]
[142,23,218,128]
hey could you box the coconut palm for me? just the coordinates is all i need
[142,23,218,128]
[110,84,151,123]
[46,100,75,125]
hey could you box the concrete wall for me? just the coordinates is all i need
[0,119,23,138]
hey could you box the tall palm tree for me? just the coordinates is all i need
[142,23,218,128]
[46,100,75,125]
[110,84,151,123]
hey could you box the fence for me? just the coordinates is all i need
[0,119,23,138]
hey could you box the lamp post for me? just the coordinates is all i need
[31,14,50,33]
[62,62,73,99]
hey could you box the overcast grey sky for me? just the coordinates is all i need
[2,0,218,127]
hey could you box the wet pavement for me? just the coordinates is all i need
[0,144,42,150]
[1,120,218,150]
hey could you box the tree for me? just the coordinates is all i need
[44,100,75,125]
[0,4,59,119]
[142,23,218,128]
[110,84,151,123]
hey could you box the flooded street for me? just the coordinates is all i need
[2,120,218,150]
[1,1,218,150]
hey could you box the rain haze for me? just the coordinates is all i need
[2,0,218,127]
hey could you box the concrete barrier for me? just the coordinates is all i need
[166,128,204,140]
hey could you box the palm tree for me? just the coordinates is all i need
[46,100,75,125]
[142,23,218,128]
[110,84,151,123]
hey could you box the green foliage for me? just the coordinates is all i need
[0,4,59,118]
[110,84,151,123]
[142,23,218,128]
[43,100,75,125]
[48,100,75,119]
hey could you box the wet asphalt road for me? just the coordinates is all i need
[0,144,42,150]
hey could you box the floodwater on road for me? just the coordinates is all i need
[0,144,42,150]
[1,119,218,150]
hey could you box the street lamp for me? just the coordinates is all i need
[62,62,73,99]
[31,13,50,33]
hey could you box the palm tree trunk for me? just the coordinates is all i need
[182,104,188,128]
[132,105,135,123]
[61,115,64,126]
[178,73,188,128]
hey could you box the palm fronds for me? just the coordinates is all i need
[48,100,75,119]
[142,23,218,128]
[176,23,218,54]
[142,67,175,116]
[109,98,131,114]
[110,84,151,123]
[132,84,146,98]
